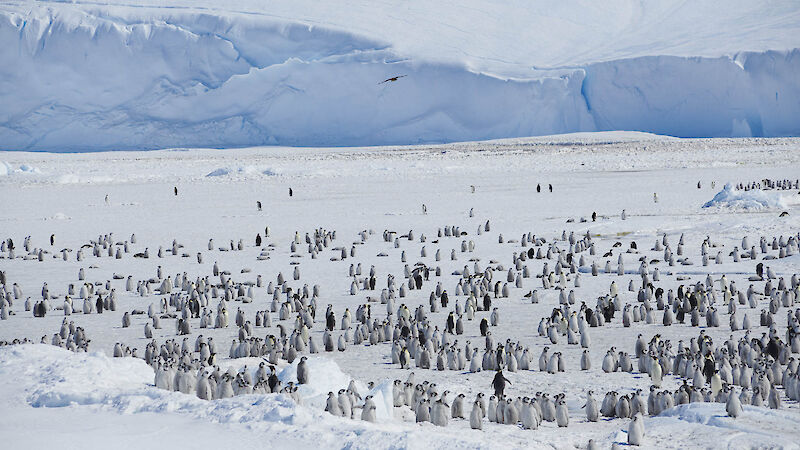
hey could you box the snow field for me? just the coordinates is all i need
[1,134,800,448]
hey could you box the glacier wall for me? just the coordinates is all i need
[0,8,798,151]
[582,50,800,138]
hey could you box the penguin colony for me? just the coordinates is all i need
[1,177,799,447]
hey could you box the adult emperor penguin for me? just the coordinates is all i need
[492,369,511,398]
[470,400,483,429]
[650,359,663,388]
[628,413,645,446]
[297,356,309,384]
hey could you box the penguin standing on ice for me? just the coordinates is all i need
[267,366,279,393]
[628,413,645,445]
[326,392,343,416]
[470,400,483,429]
[431,399,449,426]
[289,188,293,197]
[702,352,716,383]
[416,399,431,423]
[174,186,178,196]
[726,387,743,418]
[492,369,511,398]
[480,318,489,336]
[451,393,465,419]
[584,391,599,422]
[326,311,336,332]
[297,356,308,384]
[555,395,569,427]
[650,358,663,388]
[362,395,377,422]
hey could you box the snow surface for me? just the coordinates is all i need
[1,134,800,448]
[1,1,799,151]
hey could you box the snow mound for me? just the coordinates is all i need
[206,166,275,177]
[206,168,234,177]
[628,403,800,449]
[262,167,284,176]
[46,213,72,221]
[279,356,360,408]
[703,183,786,209]
[0,161,42,175]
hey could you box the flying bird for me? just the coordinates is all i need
[378,75,407,84]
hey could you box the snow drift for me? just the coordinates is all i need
[0,344,491,449]
[0,344,392,424]
[703,183,786,210]
[0,1,799,151]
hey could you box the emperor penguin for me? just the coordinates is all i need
[581,349,591,370]
[326,392,343,416]
[297,356,309,384]
[650,360,663,388]
[431,399,449,426]
[416,398,431,423]
[469,349,481,373]
[710,371,723,397]
[628,413,645,446]
[487,396,498,422]
[196,375,213,400]
[503,398,519,425]
[470,400,483,429]
[584,391,599,422]
[338,389,353,419]
[555,396,569,427]
[451,393,466,418]
[726,387,743,418]
[217,374,234,399]
[520,398,538,430]
[361,395,377,422]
